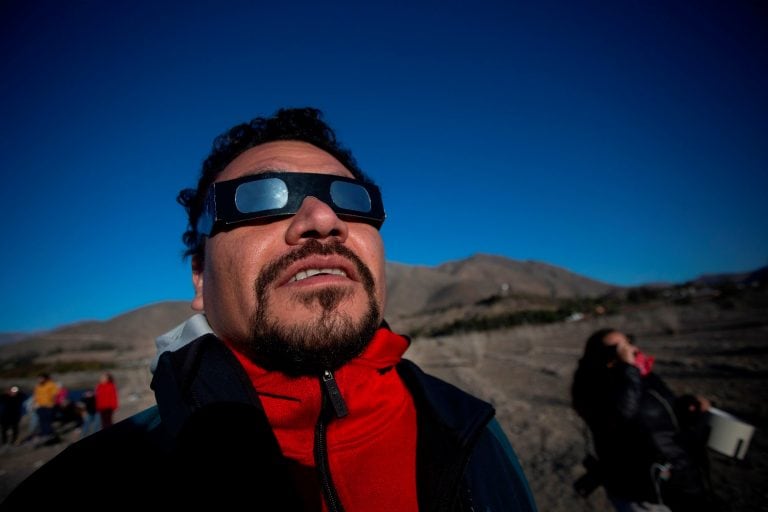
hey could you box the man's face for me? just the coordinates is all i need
[192,141,387,375]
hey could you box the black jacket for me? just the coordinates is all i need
[2,333,536,511]
[574,362,715,510]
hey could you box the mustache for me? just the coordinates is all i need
[255,239,376,293]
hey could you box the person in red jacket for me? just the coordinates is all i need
[94,372,118,428]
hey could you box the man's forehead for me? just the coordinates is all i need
[217,140,353,182]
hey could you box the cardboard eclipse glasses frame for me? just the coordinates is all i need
[197,171,386,236]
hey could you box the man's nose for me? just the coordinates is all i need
[285,196,349,244]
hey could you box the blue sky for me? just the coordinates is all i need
[2,1,766,332]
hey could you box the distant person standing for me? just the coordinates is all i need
[94,373,118,429]
[52,382,69,425]
[1,386,26,446]
[78,390,100,438]
[32,373,59,441]
[20,394,38,443]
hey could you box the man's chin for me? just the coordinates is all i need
[246,315,378,376]
[243,308,380,376]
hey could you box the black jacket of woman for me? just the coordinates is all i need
[572,356,716,510]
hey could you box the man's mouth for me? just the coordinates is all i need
[290,268,348,282]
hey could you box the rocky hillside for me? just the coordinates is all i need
[385,253,616,318]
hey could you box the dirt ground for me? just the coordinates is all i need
[1,299,766,510]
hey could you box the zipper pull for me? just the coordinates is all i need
[321,370,348,418]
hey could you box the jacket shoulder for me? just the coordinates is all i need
[397,358,494,432]
[462,418,538,511]
[397,359,537,511]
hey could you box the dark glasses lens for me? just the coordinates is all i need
[330,180,372,213]
[198,172,385,236]
[235,178,289,213]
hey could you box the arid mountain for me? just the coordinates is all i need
[0,333,36,347]
[691,265,768,287]
[0,301,193,366]
[385,253,617,318]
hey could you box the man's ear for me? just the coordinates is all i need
[191,254,204,312]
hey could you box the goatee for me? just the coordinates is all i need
[237,240,381,376]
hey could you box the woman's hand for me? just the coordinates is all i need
[616,343,636,365]
[694,396,711,413]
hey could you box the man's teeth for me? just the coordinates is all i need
[291,268,347,282]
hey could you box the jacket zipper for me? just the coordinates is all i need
[322,369,348,418]
[315,369,348,512]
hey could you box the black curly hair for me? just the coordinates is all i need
[177,107,374,260]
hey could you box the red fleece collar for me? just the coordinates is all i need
[226,327,418,511]
[226,327,411,463]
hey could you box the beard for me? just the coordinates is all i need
[235,239,381,376]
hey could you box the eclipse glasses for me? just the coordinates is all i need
[197,171,386,236]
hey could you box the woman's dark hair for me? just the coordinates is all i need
[579,328,621,370]
[571,328,620,419]
[177,107,374,260]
